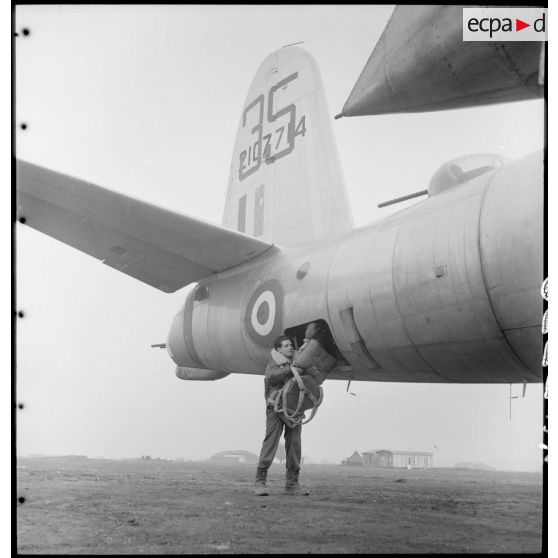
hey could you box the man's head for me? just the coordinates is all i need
[274,335,294,359]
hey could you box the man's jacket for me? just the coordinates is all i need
[264,349,293,403]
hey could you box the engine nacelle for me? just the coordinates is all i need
[167,285,237,380]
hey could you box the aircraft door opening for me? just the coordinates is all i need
[284,319,348,365]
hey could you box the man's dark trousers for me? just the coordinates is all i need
[256,406,301,474]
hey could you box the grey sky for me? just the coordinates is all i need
[15,5,545,471]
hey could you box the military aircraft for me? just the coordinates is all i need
[16,11,544,388]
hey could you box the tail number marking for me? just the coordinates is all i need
[239,72,307,181]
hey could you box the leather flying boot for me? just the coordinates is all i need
[253,468,269,496]
[284,469,309,495]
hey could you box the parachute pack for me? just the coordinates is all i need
[271,366,323,428]
[270,338,337,428]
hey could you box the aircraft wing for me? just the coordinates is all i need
[16,159,274,293]
[338,5,543,117]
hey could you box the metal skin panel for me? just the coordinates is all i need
[479,152,543,376]
[192,268,264,375]
[360,225,443,380]
[325,231,375,379]
[326,228,440,381]
[392,174,530,382]
[281,245,336,332]
[360,227,445,380]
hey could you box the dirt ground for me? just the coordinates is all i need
[16,456,543,554]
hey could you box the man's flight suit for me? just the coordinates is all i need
[253,323,337,495]
[254,348,305,494]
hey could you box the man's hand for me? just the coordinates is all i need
[290,365,304,377]
[294,365,319,378]
[307,367,321,379]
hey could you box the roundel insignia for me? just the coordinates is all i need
[244,279,284,346]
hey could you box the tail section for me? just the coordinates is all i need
[222,47,354,247]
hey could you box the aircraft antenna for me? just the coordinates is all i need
[509,383,522,420]
[281,41,304,48]
[509,384,512,420]
[346,379,357,396]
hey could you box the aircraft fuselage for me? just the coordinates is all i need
[167,151,543,383]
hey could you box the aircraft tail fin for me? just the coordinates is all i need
[222,47,354,247]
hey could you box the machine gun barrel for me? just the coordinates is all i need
[378,190,428,208]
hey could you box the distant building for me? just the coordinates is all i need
[341,451,364,466]
[209,450,259,464]
[362,450,433,469]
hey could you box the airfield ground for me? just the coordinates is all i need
[16,456,543,554]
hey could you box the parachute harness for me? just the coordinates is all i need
[272,365,323,428]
